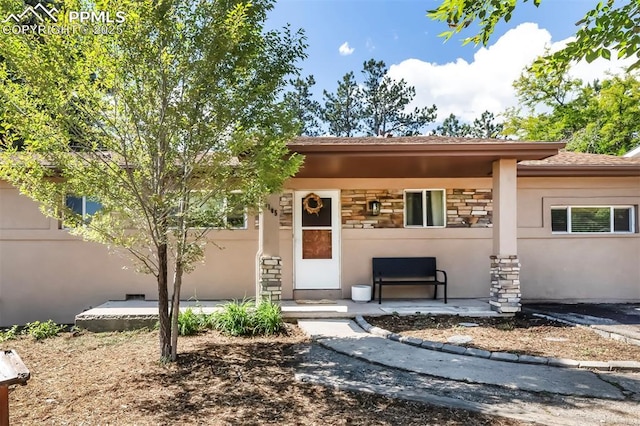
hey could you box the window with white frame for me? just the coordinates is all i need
[551,206,635,234]
[404,189,446,227]
[65,195,102,225]
[187,191,247,229]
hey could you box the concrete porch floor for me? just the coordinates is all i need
[75,298,501,332]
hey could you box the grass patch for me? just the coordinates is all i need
[0,325,20,342]
[175,300,284,337]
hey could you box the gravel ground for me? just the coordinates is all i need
[294,344,640,426]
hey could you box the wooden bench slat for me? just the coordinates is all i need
[0,350,30,387]
[372,257,447,304]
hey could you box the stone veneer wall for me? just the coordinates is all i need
[341,190,404,228]
[279,193,293,229]
[259,256,282,302]
[278,189,493,229]
[446,189,493,228]
[489,255,521,313]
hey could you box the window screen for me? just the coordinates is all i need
[551,206,634,234]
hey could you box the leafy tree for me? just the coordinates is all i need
[433,113,472,137]
[322,71,363,137]
[432,110,503,138]
[503,67,590,140]
[360,59,437,136]
[0,0,61,149]
[512,64,583,109]
[566,74,640,154]
[427,0,640,72]
[471,110,504,138]
[0,0,304,361]
[504,71,640,154]
[283,75,322,136]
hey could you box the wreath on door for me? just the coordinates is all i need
[303,193,323,215]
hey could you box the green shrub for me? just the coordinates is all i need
[212,299,284,336]
[177,307,218,336]
[253,301,283,335]
[212,299,254,336]
[0,325,20,342]
[200,312,217,330]
[24,320,64,340]
[178,308,203,336]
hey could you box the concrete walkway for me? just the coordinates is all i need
[296,319,640,425]
[75,298,500,331]
[298,319,637,399]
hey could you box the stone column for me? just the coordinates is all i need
[257,194,282,303]
[490,255,521,313]
[490,159,521,313]
[259,256,282,302]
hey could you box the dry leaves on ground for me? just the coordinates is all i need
[365,313,640,362]
[3,325,528,425]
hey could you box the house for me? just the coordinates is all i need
[625,145,640,158]
[1,136,639,326]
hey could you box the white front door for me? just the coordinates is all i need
[294,190,341,290]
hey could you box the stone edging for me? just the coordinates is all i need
[530,312,640,347]
[354,315,640,372]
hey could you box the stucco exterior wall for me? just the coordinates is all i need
[0,182,259,326]
[339,228,492,299]
[517,176,640,302]
[2,174,639,325]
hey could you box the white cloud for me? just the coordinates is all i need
[338,41,355,56]
[387,23,634,124]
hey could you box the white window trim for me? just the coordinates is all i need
[63,195,100,228]
[403,189,447,228]
[551,205,635,234]
[219,197,247,230]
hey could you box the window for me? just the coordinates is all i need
[187,191,246,229]
[551,206,635,233]
[404,190,446,227]
[65,195,102,225]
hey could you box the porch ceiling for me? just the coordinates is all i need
[288,137,565,178]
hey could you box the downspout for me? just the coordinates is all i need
[255,204,264,307]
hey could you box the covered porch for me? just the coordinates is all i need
[256,136,565,314]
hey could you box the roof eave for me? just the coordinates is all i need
[518,165,640,177]
[289,142,566,159]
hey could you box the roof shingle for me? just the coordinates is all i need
[291,135,550,145]
[519,151,640,167]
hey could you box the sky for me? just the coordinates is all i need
[267,0,633,125]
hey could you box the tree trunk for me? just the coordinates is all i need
[170,259,184,362]
[157,242,172,360]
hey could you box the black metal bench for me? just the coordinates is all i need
[372,257,447,304]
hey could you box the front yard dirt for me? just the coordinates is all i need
[2,326,527,425]
[4,312,638,424]
[365,313,640,362]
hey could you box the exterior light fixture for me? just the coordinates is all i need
[369,200,381,216]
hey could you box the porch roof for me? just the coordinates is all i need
[288,136,565,178]
[518,151,640,177]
